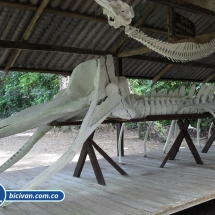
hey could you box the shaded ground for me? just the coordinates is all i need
[0,125,213,214]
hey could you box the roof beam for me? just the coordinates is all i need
[1,40,215,70]
[117,47,153,57]
[4,0,50,74]
[170,32,215,43]
[0,0,193,38]
[0,40,114,57]
[147,0,215,18]
[0,0,107,23]
[152,64,174,85]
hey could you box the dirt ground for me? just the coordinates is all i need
[0,125,165,171]
[0,125,214,215]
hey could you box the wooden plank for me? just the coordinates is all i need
[4,0,50,74]
[50,113,211,126]
[15,203,54,215]
[147,0,215,18]
[167,7,174,39]
[3,147,215,215]
[0,204,28,215]
[91,140,127,175]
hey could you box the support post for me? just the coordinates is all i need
[160,119,203,168]
[202,119,215,153]
[73,132,127,185]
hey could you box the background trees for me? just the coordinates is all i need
[0,72,59,118]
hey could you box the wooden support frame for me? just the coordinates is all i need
[160,119,203,168]
[73,133,127,185]
[202,119,215,153]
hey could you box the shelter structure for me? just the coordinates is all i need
[0,0,215,83]
[1,0,215,214]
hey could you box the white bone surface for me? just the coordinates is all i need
[94,0,215,62]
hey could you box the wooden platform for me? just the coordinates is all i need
[1,145,215,215]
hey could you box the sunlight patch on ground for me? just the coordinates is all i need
[15,132,34,137]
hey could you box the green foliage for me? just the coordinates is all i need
[0,72,60,118]
[129,79,203,96]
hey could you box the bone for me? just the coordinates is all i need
[0,125,52,174]
[94,0,215,62]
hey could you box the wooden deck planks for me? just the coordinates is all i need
[1,146,215,214]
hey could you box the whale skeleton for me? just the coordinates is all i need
[0,55,215,207]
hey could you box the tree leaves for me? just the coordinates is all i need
[0,72,59,118]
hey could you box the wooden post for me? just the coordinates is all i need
[160,119,203,168]
[73,132,127,185]
[167,7,175,41]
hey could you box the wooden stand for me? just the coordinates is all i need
[202,119,215,153]
[73,133,127,185]
[160,119,203,168]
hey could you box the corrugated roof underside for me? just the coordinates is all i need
[0,0,215,82]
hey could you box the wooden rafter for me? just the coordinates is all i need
[147,0,215,18]
[117,47,152,57]
[152,64,174,85]
[0,0,196,39]
[4,0,50,74]
[0,40,114,56]
[170,32,215,43]
[3,38,215,72]
[202,71,215,84]
[150,7,175,85]
[1,40,215,69]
